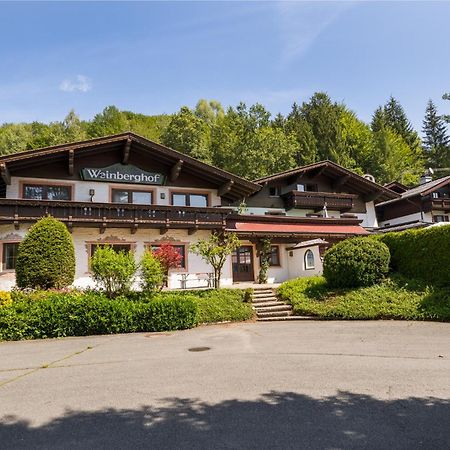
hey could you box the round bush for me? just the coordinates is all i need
[16,216,75,289]
[323,237,390,288]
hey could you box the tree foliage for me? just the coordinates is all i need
[422,99,450,168]
[0,93,430,184]
[190,232,240,288]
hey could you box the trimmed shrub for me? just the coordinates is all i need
[377,225,450,286]
[0,291,197,341]
[140,251,164,293]
[323,237,390,288]
[90,246,136,297]
[16,217,75,289]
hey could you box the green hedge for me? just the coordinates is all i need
[16,217,75,289]
[0,292,197,341]
[323,237,390,288]
[377,226,450,286]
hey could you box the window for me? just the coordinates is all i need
[150,244,187,269]
[23,184,71,200]
[2,242,19,271]
[432,192,440,199]
[304,249,315,270]
[433,215,449,223]
[267,246,280,266]
[171,193,208,207]
[296,183,317,192]
[111,189,152,205]
[269,186,281,197]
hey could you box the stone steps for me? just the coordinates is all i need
[251,287,311,321]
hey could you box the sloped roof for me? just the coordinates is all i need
[377,175,450,207]
[384,181,409,193]
[0,132,260,201]
[254,160,398,203]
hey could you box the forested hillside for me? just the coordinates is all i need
[1,92,449,184]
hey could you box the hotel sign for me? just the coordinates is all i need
[80,164,165,185]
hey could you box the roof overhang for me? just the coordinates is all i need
[253,160,399,203]
[0,132,261,202]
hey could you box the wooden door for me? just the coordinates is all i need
[232,246,255,282]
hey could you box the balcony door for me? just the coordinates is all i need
[232,246,255,282]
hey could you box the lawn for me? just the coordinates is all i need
[164,289,254,324]
[277,275,450,321]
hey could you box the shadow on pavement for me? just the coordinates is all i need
[1,391,449,449]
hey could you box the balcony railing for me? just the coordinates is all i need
[282,191,357,211]
[0,199,230,232]
[430,198,450,212]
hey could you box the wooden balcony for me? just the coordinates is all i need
[282,191,357,212]
[430,198,450,212]
[0,199,231,234]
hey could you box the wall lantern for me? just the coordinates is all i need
[89,189,95,202]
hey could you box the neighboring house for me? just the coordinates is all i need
[376,174,450,232]
[225,161,398,283]
[0,134,399,289]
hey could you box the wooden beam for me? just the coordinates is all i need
[332,175,350,190]
[170,159,183,182]
[218,180,234,197]
[122,138,132,164]
[68,149,74,176]
[364,191,383,203]
[0,163,10,185]
[310,166,327,179]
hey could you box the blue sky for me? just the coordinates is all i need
[1,1,449,132]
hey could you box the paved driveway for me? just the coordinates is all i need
[0,321,449,449]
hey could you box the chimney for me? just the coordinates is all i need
[420,170,433,185]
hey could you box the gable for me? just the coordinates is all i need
[0,132,260,201]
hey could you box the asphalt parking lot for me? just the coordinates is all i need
[0,321,449,449]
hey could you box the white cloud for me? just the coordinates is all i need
[59,75,92,93]
[276,2,355,66]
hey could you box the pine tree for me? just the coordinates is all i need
[383,96,420,149]
[423,99,450,168]
[371,107,386,132]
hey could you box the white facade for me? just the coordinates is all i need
[7,176,222,206]
[243,202,378,229]
[0,223,233,291]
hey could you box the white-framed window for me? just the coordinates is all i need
[433,215,449,223]
[1,242,20,271]
[269,186,281,197]
[304,249,315,270]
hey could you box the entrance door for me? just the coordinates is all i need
[232,246,255,282]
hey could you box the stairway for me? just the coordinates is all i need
[251,288,311,322]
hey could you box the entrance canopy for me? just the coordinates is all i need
[227,221,368,236]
